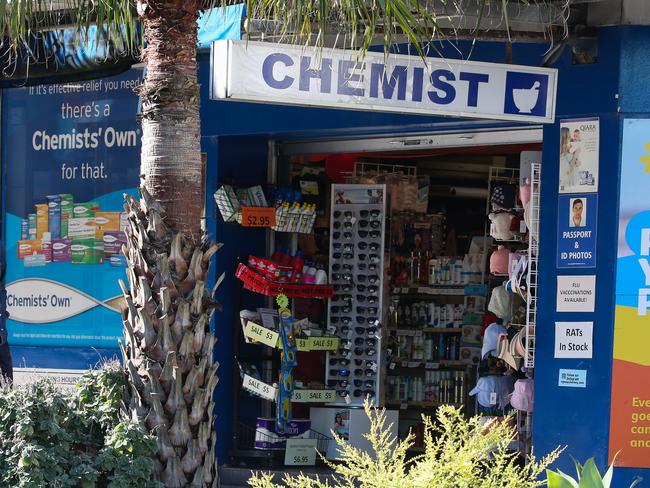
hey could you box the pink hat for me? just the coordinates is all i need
[511,378,534,413]
[490,245,510,276]
[519,179,532,207]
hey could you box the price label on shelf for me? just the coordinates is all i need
[284,439,318,466]
[425,362,440,370]
[241,207,276,227]
[244,322,279,348]
[407,361,421,368]
[242,374,277,401]
[292,389,336,403]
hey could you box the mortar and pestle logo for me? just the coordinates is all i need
[512,81,541,114]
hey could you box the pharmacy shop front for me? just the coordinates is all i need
[203,34,650,486]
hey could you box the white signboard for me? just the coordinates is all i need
[12,368,85,393]
[211,41,557,123]
[555,322,593,359]
[242,374,277,401]
[556,275,596,312]
[292,389,336,403]
[284,438,318,466]
[558,118,600,193]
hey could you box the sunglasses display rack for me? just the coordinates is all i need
[326,184,387,407]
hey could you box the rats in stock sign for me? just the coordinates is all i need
[211,41,557,123]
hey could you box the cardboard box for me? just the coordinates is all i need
[47,195,62,239]
[71,238,104,265]
[68,217,97,238]
[103,231,126,257]
[28,213,37,239]
[21,219,29,240]
[35,204,48,239]
[72,202,97,218]
[95,212,121,235]
[59,193,73,237]
[52,238,72,262]
[18,240,42,259]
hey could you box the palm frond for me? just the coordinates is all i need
[0,0,139,56]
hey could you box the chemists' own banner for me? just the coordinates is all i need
[609,119,650,467]
[3,69,142,348]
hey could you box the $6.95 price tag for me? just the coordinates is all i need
[284,439,318,466]
[241,207,276,227]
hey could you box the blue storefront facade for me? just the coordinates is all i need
[2,24,650,486]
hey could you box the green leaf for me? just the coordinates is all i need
[578,458,605,488]
[546,470,579,488]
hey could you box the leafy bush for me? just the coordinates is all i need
[546,456,642,488]
[0,363,162,488]
[249,401,562,488]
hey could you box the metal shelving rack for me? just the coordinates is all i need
[524,162,541,369]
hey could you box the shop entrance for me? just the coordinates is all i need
[221,125,543,473]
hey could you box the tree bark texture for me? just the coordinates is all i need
[138,0,203,244]
[121,188,221,487]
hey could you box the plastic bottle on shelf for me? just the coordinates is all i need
[315,265,328,285]
[428,257,438,285]
[290,250,304,283]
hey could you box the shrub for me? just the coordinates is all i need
[0,362,162,488]
[249,401,562,488]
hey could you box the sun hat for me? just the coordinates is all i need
[497,333,520,371]
[519,179,532,208]
[488,284,513,321]
[491,184,517,210]
[481,322,507,359]
[510,378,534,413]
[490,245,511,276]
[489,212,516,241]
[470,375,516,409]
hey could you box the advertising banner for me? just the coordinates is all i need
[609,119,650,467]
[3,69,143,348]
[211,40,558,123]
[558,117,599,194]
[556,193,598,268]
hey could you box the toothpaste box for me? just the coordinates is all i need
[68,217,97,238]
[95,212,121,235]
[47,195,62,239]
[18,240,42,259]
[21,219,29,240]
[71,238,104,265]
[35,204,48,239]
[28,213,37,239]
[103,231,127,257]
[59,194,73,237]
[52,238,72,262]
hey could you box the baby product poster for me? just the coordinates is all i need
[558,117,599,194]
[608,119,650,467]
[3,69,142,348]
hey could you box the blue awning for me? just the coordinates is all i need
[198,4,246,47]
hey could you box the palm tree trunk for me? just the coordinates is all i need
[138,0,203,244]
[122,3,218,487]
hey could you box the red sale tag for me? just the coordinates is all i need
[241,207,276,227]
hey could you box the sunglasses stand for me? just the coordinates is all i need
[326,184,387,407]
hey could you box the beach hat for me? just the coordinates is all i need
[491,184,517,210]
[470,375,516,409]
[489,212,515,241]
[488,284,513,321]
[497,333,520,371]
[481,322,507,359]
[510,378,534,413]
[519,179,532,207]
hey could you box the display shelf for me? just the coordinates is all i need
[391,286,465,296]
[389,359,468,369]
[236,263,334,299]
[385,401,465,409]
[388,327,463,334]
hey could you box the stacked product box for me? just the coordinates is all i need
[16,194,127,266]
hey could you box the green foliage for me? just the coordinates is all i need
[249,400,563,488]
[0,363,162,488]
[546,456,642,488]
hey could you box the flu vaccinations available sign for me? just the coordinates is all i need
[211,41,558,123]
[609,119,650,468]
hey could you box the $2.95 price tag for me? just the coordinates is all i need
[284,439,318,466]
[241,207,276,227]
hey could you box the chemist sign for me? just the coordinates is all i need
[557,194,598,268]
[211,40,558,123]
